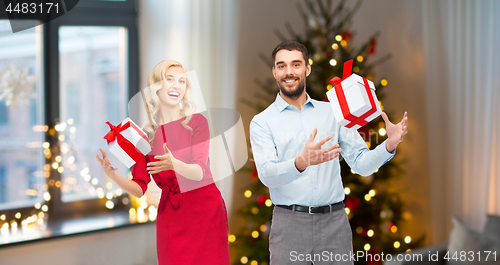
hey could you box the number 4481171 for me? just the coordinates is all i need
[6,3,59,14]
[444,251,497,262]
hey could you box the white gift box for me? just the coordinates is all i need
[326,73,382,130]
[105,117,152,168]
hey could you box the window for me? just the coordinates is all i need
[0,0,139,238]
[0,21,45,211]
[59,26,129,203]
[0,167,6,204]
[0,101,7,126]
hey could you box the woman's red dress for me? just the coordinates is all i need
[131,113,230,265]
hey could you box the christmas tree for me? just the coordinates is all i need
[231,1,424,264]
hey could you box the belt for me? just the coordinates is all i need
[276,201,345,214]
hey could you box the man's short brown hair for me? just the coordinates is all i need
[272,40,310,65]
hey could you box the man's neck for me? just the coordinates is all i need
[280,92,307,111]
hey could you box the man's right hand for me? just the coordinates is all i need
[294,128,341,172]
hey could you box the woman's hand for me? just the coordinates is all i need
[96,148,117,177]
[147,143,177,174]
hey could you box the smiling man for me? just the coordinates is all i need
[249,40,408,264]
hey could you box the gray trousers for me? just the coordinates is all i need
[269,205,354,265]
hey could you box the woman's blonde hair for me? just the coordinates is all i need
[143,60,196,142]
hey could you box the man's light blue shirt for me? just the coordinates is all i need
[249,93,395,206]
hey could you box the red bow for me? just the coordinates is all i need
[329,60,377,129]
[159,179,182,213]
[104,121,127,144]
[103,121,145,163]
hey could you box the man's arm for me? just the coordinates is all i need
[250,119,303,189]
[339,112,408,176]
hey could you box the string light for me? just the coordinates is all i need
[367,229,374,237]
[394,241,401,248]
[251,207,259,214]
[357,56,364,62]
[244,190,252,198]
[105,201,115,209]
[405,236,412,244]
[340,40,347,46]
[10,222,17,233]
[353,66,360,73]
[364,243,371,251]
[369,189,376,197]
[250,261,258,265]
[379,128,386,136]
[251,230,259,238]
[308,59,313,65]
[332,43,339,50]
[345,208,350,214]
[129,208,136,216]
[391,225,398,233]
[228,234,236,243]
[335,34,342,41]
[265,199,272,207]
[344,187,351,195]
[365,141,371,148]
[356,227,363,234]
[240,256,248,264]
[260,224,267,232]
[364,194,371,201]
[381,79,388,86]
[91,178,99,185]
[329,59,337,66]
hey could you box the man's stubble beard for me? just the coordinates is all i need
[277,74,307,100]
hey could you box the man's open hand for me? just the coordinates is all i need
[295,128,342,172]
[381,112,408,153]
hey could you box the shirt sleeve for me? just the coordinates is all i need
[190,114,210,179]
[250,117,304,189]
[338,125,395,176]
[131,155,151,195]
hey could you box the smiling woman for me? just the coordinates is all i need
[96,60,230,264]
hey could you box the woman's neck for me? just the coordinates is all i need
[159,106,183,124]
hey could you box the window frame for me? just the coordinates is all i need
[0,0,139,221]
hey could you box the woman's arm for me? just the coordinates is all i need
[96,148,144,198]
[146,143,203,181]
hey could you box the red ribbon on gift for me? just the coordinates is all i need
[104,120,149,163]
[329,60,378,129]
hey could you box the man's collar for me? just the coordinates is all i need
[275,92,315,112]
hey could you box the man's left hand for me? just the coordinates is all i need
[147,143,177,174]
[381,112,408,153]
